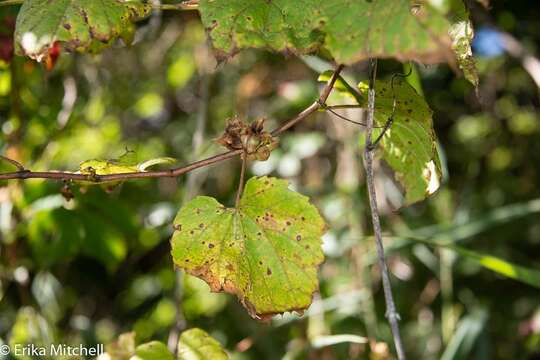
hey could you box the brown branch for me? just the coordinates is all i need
[0,65,344,183]
[363,59,406,360]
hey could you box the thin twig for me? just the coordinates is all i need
[0,155,26,172]
[369,65,413,149]
[271,64,344,136]
[0,65,345,183]
[235,152,247,208]
[363,59,406,360]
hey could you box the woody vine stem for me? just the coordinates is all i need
[364,59,406,359]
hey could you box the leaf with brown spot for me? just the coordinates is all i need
[357,80,443,206]
[170,176,326,319]
[199,0,457,65]
[14,0,151,61]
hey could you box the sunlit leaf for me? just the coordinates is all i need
[137,157,176,171]
[311,334,368,348]
[171,176,326,319]
[14,0,151,61]
[408,237,540,289]
[199,0,454,64]
[357,79,442,205]
[9,307,54,354]
[79,159,139,177]
[103,332,136,360]
[133,341,174,360]
[75,157,176,188]
[178,328,228,360]
[448,1,479,87]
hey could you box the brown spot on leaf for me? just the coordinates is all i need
[296,235,302,241]
[199,223,204,228]
[267,268,272,276]
[208,243,215,248]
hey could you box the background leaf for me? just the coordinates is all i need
[407,237,540,289]
[14,0,151,60]
[133,341,174,360]
[178,328,228,360]
[170,176,326,319]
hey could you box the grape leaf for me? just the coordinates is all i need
[178,328,229,360]
[14,0,151,61]
[170,176,326,319]
[358,80,442,205]
[199,0,454,64]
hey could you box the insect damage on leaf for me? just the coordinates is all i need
[170,176,326,320]
[199,0,455,65]
[14,0,152,61]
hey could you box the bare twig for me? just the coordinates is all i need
[369,65,413,149]
[0,155,25,172]
[235,152,247,208]
[0,65,345,183]
[363,59,406,360]
[271,64,344,136]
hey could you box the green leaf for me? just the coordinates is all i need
[133,341,174,360]
[178,328,228,360]
[408,237,540,289]
[310,334,368,348]
[452,246,540,289]
[14,0,151,60]
[441,309,487,360]
[199,0,454,64]
[137,157,176,171]
[170,176,326,319]
[358,79,442,205]
[318,70,362,103]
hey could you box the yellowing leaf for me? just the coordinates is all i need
[178,328,228,360]
[170,176,326,319]
[14,0,151,61]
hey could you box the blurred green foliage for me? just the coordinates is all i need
[1,2,540,360]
